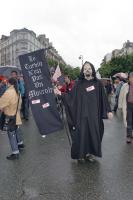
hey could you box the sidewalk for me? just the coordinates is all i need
[0,114,132,200]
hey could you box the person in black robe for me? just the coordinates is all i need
[54,61,113,162]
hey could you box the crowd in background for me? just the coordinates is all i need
[0,68,133,160]
[102,74,133,144]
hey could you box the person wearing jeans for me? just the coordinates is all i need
[7,127,24,155]
[0,78,24,160]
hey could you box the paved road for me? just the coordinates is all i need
[0,112,133,200]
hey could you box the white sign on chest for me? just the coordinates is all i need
[86,85,95,92]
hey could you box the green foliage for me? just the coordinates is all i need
[47,58,80,80]
[47,58,58,67]
[60,64,80,80]
[99,54,133,77]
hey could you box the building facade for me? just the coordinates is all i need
[0,28,65,68]
[104,40,133,63]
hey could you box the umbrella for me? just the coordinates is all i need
[113,72,128,79]
[0,66,21,77]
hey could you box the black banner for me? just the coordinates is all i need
[19,49,63,135]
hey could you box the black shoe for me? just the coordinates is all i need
[6,154,19,160]
[126,137,132,144]
[85,155,96,162]
[24,117,29,121]
[77,159,85,164]
[18,144,25,149]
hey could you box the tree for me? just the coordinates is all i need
[47,58,80,80]
[47,58,58,68]
[99,54,133,77]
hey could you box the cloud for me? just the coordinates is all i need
[0,0,133,68]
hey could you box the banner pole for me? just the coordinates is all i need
[62,107,72,147]
[56,96,72,147]
[49,62,71,147]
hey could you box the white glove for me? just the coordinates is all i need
[54,87,61,95]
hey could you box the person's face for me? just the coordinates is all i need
[115,78,120,84]
[11,72,17,78]
[129,76,133,84]
[19,76,23,80]
[114,80,118,84]
[83,63,93,77]
[65,76,70,84]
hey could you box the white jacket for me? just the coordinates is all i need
[118,83,129,127]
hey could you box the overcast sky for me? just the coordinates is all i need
[0,0,133,69]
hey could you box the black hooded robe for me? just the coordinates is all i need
[62,78,111,159]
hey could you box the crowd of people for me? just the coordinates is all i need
[118,73,133,143]
[0,63,133,163]
[101,73,133,144]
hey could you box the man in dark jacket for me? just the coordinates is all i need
[114,77,124,112]
[55,61,113,163]
[105,80,112,104]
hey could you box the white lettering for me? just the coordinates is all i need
[28,56,36,62]
[32,75,43,82]
[28,87,53,99]
[24,62,43,70]
[34,82,44,88]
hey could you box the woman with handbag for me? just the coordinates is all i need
[0,77,24,160]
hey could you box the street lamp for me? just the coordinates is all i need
[78,55,83,67]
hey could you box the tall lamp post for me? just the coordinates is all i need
[78,55,84,67]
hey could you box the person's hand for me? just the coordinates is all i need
[57,85,62,90]
[54,87,61,96]
[107,112,113,120]
[72,126,76,130]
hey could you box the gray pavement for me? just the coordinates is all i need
[0,113,133,200]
